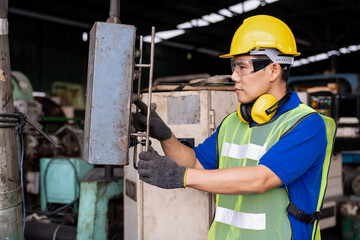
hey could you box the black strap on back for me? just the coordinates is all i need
[287,202,320,225]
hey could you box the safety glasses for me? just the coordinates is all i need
[230,58,272,76]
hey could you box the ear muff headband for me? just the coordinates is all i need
[265,92,291,115]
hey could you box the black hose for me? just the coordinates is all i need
[25,221,77,240]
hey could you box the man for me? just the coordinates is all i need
[133,15,336,240]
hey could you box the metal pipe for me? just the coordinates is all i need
[0,0,23,238]
[135,64,151,68]
[107,0,120,23]
[105,165,114,179]
[132,36,144,170]
[137,36,143,97]
[24,221,77,240]
[130,132,147,137]
[145,27,155,151]
[109,0,120,18]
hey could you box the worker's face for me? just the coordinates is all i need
[231,55,272,104]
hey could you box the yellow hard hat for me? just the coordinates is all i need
[220,15,300,58]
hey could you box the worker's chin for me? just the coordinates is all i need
[237,96,252,104]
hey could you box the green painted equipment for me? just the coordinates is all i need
[77,175,123,240]
[40,157,94,211]
[12,71,34,101]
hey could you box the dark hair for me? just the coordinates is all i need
[280,64,291,82]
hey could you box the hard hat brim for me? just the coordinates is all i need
[219,49,301,59]
[219,53,234,58]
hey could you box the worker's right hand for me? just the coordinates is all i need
[133,98,172,141]
[138,146,186,189]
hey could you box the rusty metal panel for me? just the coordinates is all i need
[167,95,200,124]
[83,22,136,165]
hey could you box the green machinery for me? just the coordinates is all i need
[40,158,93,212]
[40,157,124,240]
[12,71,34,101]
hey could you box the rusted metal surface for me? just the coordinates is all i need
[0,0,24,238]
[83,22,136,165]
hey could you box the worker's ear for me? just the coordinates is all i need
[269,63,281,82]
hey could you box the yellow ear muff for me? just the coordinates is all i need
[251,94,278,124]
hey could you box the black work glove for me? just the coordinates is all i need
[133,98,172,141]
[138,146,186,189]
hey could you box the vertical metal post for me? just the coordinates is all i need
[105,165,114,180]
[107,0,120,23]
[132,36,143,170]
[137,36,143,97]
[0,0,24,239]
[145,27,155,151]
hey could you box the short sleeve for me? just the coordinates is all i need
[259,113,327,186]
[193,126,219,170]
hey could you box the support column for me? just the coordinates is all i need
[77,179,123,240]
[0,0,24,239]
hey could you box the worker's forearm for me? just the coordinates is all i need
[185,165,283,194]
[160,134,198,168]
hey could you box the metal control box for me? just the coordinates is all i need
[84,22,136,165]
[124,89,237,240]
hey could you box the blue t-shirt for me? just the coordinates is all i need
[194,91,327,240]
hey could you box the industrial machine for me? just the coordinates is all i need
[2,0,155,238]
[78,0,157,239]
[124,76,236,240]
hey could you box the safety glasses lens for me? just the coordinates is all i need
[231,59,271,76]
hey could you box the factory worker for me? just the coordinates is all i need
[133,15,336,240]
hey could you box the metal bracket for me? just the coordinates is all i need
[131,27,156,169]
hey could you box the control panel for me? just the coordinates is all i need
[308,91,334,117]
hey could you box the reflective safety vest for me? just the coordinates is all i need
[208,104,336,240]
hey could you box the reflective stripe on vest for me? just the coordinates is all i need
[208,104,332,240]
[214,206,266,230]
[221,143,268,161]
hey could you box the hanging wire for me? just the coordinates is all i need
[17,114,26,232]
[0,112,59,233]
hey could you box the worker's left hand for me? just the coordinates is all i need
[138,146,186,189]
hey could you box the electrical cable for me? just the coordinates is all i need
[1,113,26,231]
[0,112,59,233]
[0,113,22,128]
[18,114,26,232]
[45,198,79,216]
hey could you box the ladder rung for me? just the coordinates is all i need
[130,132,147,137]
[135,64,151,68]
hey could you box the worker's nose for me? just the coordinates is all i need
[231,71,240,83]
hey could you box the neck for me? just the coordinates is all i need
[267,81,288,101]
